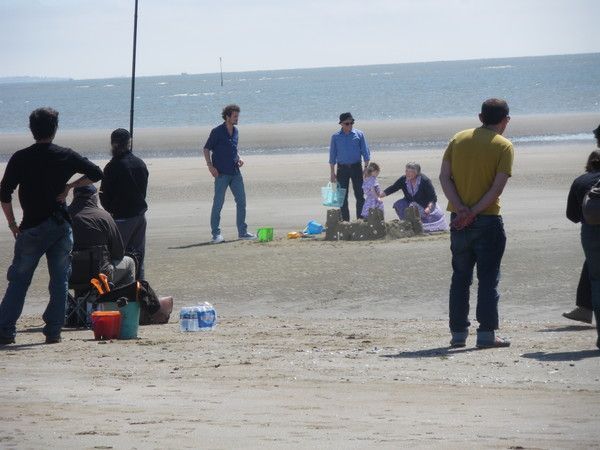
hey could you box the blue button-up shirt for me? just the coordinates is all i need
[204,123,240,175]
[329,128,370,165]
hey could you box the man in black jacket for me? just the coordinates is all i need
[0,107,103,345]
[68,185,135,287]
[563,125,600,324]
[99,128,149,279]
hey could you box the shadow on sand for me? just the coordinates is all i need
[537,324,594,332]
[521,350,599,362]
[20,326,45,333]
[381,346,479,359]
[168,240,239,250]
[0,342,46,351]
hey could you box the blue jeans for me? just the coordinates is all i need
[581,223,600,311]
[210,172,248,238]
[449,214,506,333]
[0,217,73,339]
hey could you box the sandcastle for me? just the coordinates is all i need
[324,206,424,241]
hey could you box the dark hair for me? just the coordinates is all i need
[339,112,354,124]
[111,128,131,156]
[585,150,600,172]
[594,124,600,142]
[222,104,240,121]
[480,98,509,125]
[29,107,59,140]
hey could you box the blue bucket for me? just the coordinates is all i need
[102,300,140,339]
[304,220,324,235]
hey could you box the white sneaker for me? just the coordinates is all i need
[210,234,225,244]
[239,232,256,240]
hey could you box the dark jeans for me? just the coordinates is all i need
[115,214,146,280]
[576,261,593,309]
[337,162,364,222]
[581,224,600,311]
[449,214,506,333]
[0,217,73,339]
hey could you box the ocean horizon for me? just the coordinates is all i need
[0,52,598,155]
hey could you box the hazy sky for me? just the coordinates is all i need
[1,0,598,79]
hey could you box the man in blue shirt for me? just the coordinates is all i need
[329,112,371,221]
[203,104,255,244]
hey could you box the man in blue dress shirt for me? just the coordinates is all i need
[329,112,371,221]
[203,104,255,244]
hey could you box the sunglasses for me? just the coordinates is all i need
[342,121,354,126]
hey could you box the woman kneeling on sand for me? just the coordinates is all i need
[380,162,448,232]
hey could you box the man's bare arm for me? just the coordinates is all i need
[56,176,94,202]
[203,148,219,178]
[2,201,19,238]
[439,159,467,213]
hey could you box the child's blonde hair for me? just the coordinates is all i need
[365,162,381,176]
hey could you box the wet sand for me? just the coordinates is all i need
[0,112,597,156]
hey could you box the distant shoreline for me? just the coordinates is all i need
[2,51,597,83]
[0,112,597,159]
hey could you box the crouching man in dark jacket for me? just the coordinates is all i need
[68,185,135,287]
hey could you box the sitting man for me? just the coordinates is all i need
[68,185,135,287]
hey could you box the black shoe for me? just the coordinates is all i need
[45,335,62,344]
[0,335,15,345]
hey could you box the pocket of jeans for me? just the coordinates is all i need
[488,219,506,248]
[19,225,43,242]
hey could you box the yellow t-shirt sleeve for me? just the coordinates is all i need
[497,144,514,177]
[443,140,453,161]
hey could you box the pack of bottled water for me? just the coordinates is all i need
[179,302,217,332]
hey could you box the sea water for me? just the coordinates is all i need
[1,53,598,146]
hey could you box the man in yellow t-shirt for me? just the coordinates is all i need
[439,98,514,349]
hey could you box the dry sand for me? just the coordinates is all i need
[0,124,599,448]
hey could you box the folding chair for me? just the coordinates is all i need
[64,246,106,328]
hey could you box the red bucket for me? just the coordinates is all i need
[91,311,122,340]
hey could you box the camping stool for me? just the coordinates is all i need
[65,289,96,328]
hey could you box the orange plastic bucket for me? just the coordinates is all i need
[91,311,122,340]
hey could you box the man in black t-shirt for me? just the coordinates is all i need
[0,107,103,345]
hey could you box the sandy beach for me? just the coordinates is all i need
[1,119,599,448]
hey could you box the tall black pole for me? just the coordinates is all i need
[129,0,139,147]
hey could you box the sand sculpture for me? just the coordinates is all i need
[324,206,424,241]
